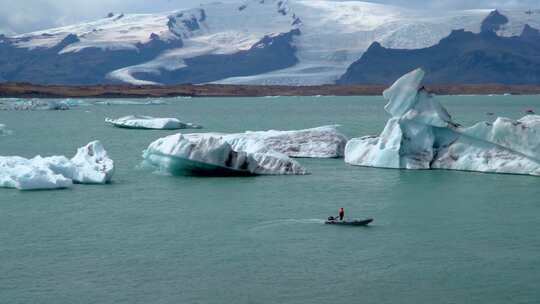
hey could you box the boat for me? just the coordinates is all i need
[325,218,373,226]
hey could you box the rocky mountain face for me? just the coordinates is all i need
[0,33,183,85]
[337,11,540,85]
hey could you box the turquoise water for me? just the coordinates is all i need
[1,96,540,304]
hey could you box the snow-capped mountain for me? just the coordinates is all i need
[1,0,539,85]
[338,11,540,85]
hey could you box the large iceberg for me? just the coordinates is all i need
[185,126,348,158]
[106,115,202,130]
[345,68,540,176]
[143,133,307,176]
[0,141,114,190]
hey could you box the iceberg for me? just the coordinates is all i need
[0,99,70,111]
[345,68,540,176]
[0,141,114,190]
[95,100,166,105]
[106,115,202,130]
[185,126,348,158]
[0,124,12,136]
[143,133,307,176]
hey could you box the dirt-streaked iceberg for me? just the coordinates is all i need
[0,99,71,111]
[345,68,540,176]
[0,141,114,190]
[143,133,307,176]
[106,115,202,130]
[184,126,348,158]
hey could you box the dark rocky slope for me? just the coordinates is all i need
[338,11,540,85]
[0,34,184,85]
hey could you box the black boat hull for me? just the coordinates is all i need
[325,218,373,226]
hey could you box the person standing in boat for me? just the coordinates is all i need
[338,208,345,221]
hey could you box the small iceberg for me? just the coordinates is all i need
[0,141,114,190]
[143,134,307,176]
[0,124,12,136]
[0,99,71,111]
[106,115,202,130]
[95,100,166,106]
[345,68,540,176]
[185,125,348,158]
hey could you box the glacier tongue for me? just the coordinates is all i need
[142,133,307,176]
[345,68,540,176]
[0,141,114,190]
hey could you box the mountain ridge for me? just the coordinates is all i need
[337,11,540,85]
[0,1,539,85]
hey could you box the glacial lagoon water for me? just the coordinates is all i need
[1,95,540,303]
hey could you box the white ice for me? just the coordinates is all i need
[143,133,307,175]
[184,125,348,158]
[94,100,167,105]
[345,68,540,176]
[0,99,71,111]
[106,115,202,130]
[0,141,114,190]
[0,124,12,136]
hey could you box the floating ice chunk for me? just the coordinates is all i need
[143,133,307,176]
[106,115,202,130]
[345,68,540,176]
[0,99,70,111]
[0,141,114,190]
[0,124,12,136]
[69,141,115,183]
[95,100,166,105]
[61,99,92,107]
[185,126,348,158]
[0,156,73,190]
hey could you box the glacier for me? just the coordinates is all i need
[142,133,307,176]
[106,115,202,130]
[345,68,540,176]
[8,0,540,85]
[0,141,114,190]
[184,125,348,158]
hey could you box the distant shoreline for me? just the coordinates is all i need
[1,83,540,98]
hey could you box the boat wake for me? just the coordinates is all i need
[249,218,324,232]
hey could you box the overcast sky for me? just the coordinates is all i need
[1,0,538,34]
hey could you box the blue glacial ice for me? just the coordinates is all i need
[142,126,346,176]
[142,133,307,176]
[345,68,540,176]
